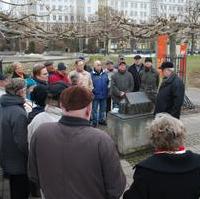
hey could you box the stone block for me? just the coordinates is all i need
[107,112,154,155]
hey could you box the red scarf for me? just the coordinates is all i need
[154,146,186,154]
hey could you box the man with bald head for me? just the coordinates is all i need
[91,60,109,127]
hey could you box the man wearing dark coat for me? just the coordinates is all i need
[154,61,185,119]
[128,55,144,92]
[0,78,29,199]
[28,86,126,199]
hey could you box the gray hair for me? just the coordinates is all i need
[149,113,186,150]
[5,78,25,95]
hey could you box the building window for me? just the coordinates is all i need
[70,15,74,22]
[125,1,128,8]
[130,10,133,16]
[65,15,68,22]
[88,7,91,13]
[131,2,134,8]
[58,15,62,21]
[58,5,62,11]
[53,15,56,20]
[40,4,44,11]
[52,5,56,10]
[135,11,138,16]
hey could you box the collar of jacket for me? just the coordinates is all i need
[59,115,91,127]
[33,77,48,85]
[161,73,176,88]
[45,105,62,116]
[92,69,104,75]
[136,150,200,173]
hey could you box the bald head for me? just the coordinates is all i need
[94,60,102,72]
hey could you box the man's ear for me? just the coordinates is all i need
[86,103,92,117]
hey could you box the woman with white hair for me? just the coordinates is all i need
[123,113,200,199]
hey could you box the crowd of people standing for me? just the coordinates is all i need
[0,54,187,199]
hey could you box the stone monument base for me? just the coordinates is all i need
[107,112,154,155]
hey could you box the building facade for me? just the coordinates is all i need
[6,0,188,24]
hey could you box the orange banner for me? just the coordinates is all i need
[157,35,168,70]
[180,43,187,80]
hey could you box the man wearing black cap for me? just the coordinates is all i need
[28,86,126,199]
[140,57,159,103]
[128,55,144,92]
[154,61,185,119]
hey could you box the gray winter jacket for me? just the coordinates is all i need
[111,71,134,103]
[0,94,28,175]
[28,116,126,199]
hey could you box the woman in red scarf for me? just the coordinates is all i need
[124,113,200,199]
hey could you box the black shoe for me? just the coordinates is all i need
[92,123,97,128]
[99,121,107,126]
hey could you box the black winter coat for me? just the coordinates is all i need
[154,73,185,118]
[0,94,28,175]
[124,151,200,199]
[128,64,144,92]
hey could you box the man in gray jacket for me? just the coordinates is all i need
[28,86,126,199]
[111,61,134,108]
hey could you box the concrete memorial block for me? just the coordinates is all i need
[108,92,154,155]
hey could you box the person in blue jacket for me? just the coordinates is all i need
[91,60,109,127]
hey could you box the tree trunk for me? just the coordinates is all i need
[191,32,195,55]
[169,34,176,65]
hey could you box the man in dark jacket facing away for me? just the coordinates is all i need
[0,78,29,199]
[111,61,134,108]
[28,86,126,199]
[128,55,144,92]
[154,61,185,119]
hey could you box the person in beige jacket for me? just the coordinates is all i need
[69,59,93,91]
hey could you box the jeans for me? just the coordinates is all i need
[92,99,107,125]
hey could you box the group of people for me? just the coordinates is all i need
[0,54,190,199]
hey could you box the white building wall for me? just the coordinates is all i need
[4,0,187,24]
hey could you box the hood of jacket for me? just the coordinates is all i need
[0,94,25,107]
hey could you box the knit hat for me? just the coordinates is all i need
[159,61,174,70]
[0,74,5,80]
[44,61,53,67]
[145,57,152,63]
[106,60,113,65]
[119,61,126,66]
[5,78,25,95]
[57,63,67,71]
[78,56,85,60]
[60,86,93,111]
[48,82,68,100]
[134,55,142,60]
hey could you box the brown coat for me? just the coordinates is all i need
[28,116,126,199]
